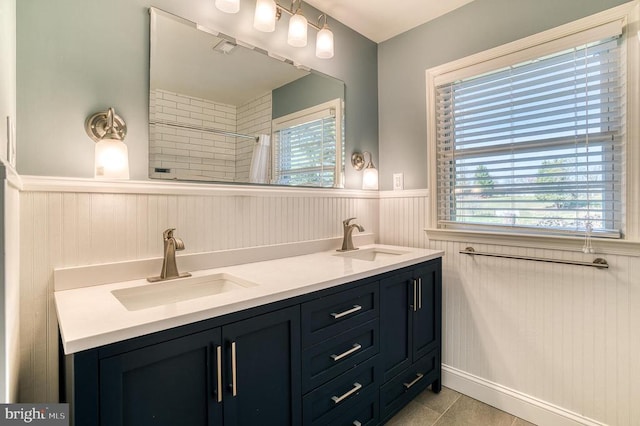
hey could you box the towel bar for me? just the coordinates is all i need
[459,246,609,269]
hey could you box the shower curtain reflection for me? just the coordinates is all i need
[249,134,271,184]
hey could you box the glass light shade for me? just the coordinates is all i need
[315,26,334,58]
[288,13,308,47]
[254,0,277,32]
[362,166,378,190]
[215,0,240,14]
[95,138,130,179]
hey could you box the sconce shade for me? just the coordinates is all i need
[254,0,277,32]
[215,0,240,14]
[316,26,334,58]
[288,12,308,47]
[95,138,130,179]
[362,165,378,190]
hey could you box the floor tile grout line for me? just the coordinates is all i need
[431,392,462,426]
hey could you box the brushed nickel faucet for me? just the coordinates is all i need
[337,217,365,252]
[147,228,192,282]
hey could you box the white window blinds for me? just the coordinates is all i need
[272,99,343,187]
[435,30,625,237]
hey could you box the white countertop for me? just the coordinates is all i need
[55,244,443,354]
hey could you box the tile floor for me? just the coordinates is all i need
[387,386,537,426]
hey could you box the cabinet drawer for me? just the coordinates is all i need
[302,282,379,348]
[302,319,379,393]
[380,349,439,422]
[325,392,379,426]
[303,356,380,425]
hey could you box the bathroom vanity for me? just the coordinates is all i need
[56,245,443,425]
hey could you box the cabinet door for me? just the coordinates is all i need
[412,261,441,361]
[222,306,301,426]
[100,329,223,426]
[380,270,413,382]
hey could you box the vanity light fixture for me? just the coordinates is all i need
[215,0,240,14]
[85,107,130,179]
[287,5,308,47]
[352,151,379,190]
[247,0,335,58]
[315,15,334,58]
[254,0,278,32]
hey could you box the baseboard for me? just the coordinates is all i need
[442,365,607,426]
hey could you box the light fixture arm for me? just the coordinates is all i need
[317,14,328,28]
[351,151,374,171]
[85,107,127,142]
[291,0,301,14]
[275,0,322,30]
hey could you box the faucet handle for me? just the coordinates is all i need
[343,217,357,226]
[163,228,176,240]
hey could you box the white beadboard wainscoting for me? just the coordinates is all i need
[17,177,379,402]
[379,190,640,426]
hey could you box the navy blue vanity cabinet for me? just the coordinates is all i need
[63,257,442,426]
[92,306,300,426]
[379,258,442,423]
[100,329,224,426]
[221,306,301,426]
[301,281,381,425]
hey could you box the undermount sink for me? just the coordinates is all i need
[112,273,258,311]
[334,247,409,261]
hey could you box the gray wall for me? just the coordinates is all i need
[17,0,377,188]
[272,72,344,119]
[378,0,630,190]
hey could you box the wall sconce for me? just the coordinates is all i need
[85,107,130,179]
[218,0,334,58]
[352,152,378,190]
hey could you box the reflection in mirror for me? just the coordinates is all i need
[149,8,345,187]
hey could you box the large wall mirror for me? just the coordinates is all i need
[149,8,345,187]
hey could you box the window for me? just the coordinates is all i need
[428,20,629,238]
[271,99,343,188]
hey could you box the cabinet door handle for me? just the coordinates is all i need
[403,373,424,389]
[331,382,362,404]
[231,341,237,397]
[418,277,422,310]
[216,345,223,403]
[331,305,362,319]
[331,343,362,361]
[412,279,418,312]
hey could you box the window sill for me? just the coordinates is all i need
[424,228,640,257]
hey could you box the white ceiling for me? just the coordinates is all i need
[152,11,309,106]
[304,0,476,43]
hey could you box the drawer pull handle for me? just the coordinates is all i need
[403,373,424,389]
[331,382,362,404]
[231,341,237,397]
[353,422,362,426]
[418,277,422,310]
[331,343,362,361]
[216,345,223,403]
[331,305,362,319]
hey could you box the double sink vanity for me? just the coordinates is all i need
[55,230,443,426]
